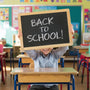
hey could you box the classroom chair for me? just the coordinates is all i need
[69,48,80,69]
[77,54,85,72]
[0,44,7,84]
[78,54,90,90]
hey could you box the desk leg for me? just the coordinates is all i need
[87,61,89,90]
[18,58,21,67]
[10,53,12,71]
[60,58,64,67]
[3,57,7,76]
[14,75,17,90]
[67,83,70,90]
[71,74,75,90]
[0,55,5,84]
[77,53,80,72]
[73,57,75,68]
[81,62,85,83]
[18,83,21,90]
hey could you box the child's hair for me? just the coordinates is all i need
[53,47,58,50]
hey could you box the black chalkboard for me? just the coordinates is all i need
[19,9,73,50]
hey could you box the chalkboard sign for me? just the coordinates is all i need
[18,9,73,50]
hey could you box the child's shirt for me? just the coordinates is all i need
[25,46,68,88]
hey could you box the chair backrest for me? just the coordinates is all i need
[0,44,3,53]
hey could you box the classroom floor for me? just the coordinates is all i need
[0,61,88,90]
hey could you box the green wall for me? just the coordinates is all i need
[57,6,81,45]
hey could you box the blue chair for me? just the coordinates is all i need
[69,48,80,69]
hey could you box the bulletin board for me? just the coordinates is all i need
[0,7,12,41]
[12,6,32,30]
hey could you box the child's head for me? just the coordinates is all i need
[40,48,53,56]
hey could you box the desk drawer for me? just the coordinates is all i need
[22,58,33,63]
[18,74,70,83]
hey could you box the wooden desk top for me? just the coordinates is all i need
[17,54,65,58]
[16,54,29,58]
[10,67,78,75]
[82,53,90,58]
[73,46,88,50]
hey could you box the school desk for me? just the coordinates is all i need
[80,53,90,90]
[3,47,14,70]
[0,52,6,84]
[17,54,65,67]
[10,67,78,90]
[73,46,88,53]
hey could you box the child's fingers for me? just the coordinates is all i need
[18,29,22,38]
[70,24,74,35]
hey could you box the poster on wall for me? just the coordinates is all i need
[84,9,90,24]
[32,6,57,12]
[12,6,32,30]
[72,0,82,2]
[85,25,90,32]
[19,0,82,3]
[0,21,9,39]
[83,33,90,44]
[0,8,9,20]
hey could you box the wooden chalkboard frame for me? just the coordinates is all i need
[18,9,73,50]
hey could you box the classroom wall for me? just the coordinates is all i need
[0,0,90,46]
[57,6,81,45]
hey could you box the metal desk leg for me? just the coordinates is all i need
[18,58,22,67]
[77,50,80,72]
[10,49,12,71]
[0,55,5,84]
[18,83,21,90]
[10,48,14,70]
[87,61,89,90]
[4,57,7,76]
[60,57,64,90]
[14,75,18,90]
[73,57,75,68]
[67,83,70,90]
[60,58,64,68]
[81,62,85,83]
[71,74,75,90]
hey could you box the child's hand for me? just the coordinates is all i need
[70,24,74,35]
[18,29,22,38]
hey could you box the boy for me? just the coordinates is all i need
[18,24,74,90]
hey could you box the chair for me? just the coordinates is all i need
[0,44,7,84]
[69,48,80,69]
[78,54,90,90]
